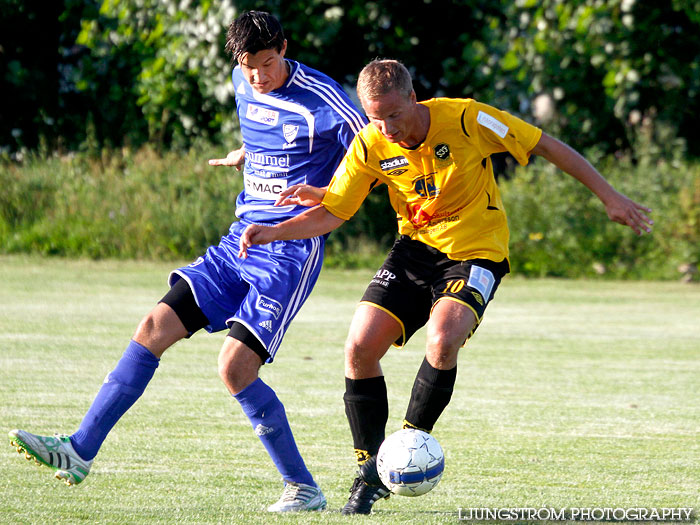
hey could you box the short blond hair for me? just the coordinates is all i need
[357,59,413,101]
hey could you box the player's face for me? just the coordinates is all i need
[239,40,289,94]
[361,89,423,147]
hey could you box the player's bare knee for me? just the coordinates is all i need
[344,350,365,375]
[132,303,188,357]
[217,350,228,380]
[344,338,382,377]
[344,338,368,365]
[217,343,237,381]
[425,334,461,369]
[218,353,252,394]
[425,350,459,370]
[217,339,261,394]
[134,311,157,341]
[344,337,358,357]
[132,311,168,356]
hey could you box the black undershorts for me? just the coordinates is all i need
[159,279,270,363]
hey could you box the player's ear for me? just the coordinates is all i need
[279,39,288,58]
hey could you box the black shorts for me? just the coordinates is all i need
[360,236,509,347]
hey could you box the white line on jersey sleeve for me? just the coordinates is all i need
[294,70,366,135]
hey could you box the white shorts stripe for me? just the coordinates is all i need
[268,235,322,355]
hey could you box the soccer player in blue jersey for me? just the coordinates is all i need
[9,11,366,512]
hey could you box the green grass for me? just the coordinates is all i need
[1,256,698,524]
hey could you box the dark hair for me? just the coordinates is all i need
[225,11,285,63]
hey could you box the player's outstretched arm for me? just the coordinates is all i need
[275,184,328,207]
[208,147,245,171]
[531,133,653,235]
[238,205,345,258]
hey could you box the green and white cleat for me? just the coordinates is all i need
[9,429,93,486]
[267,482,327,512]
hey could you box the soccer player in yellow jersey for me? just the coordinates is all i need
[239,59,653,514]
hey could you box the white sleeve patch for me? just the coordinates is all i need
[467,265,496,303]
[477,111,509,138]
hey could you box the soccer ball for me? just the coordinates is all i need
[376,428,445,497]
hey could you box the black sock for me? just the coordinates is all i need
[344,376,388,464]
[404,357,457,432]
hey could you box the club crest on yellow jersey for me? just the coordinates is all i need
[414,173,439,198]
[434,143,451,160]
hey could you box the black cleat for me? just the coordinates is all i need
[341,476,391,515]
[341,456,391,515]
[358,455,383,485]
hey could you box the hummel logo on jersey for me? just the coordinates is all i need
[246,151,290,169]
[259,320,273,332]
[379,156,409,171]
[247,104,279,126]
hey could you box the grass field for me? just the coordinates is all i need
[1,256,698,524]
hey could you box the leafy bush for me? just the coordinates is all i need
[1,147,698,280]
[502,150,700,280]
[0,147,241,259]
[3,1,699,159]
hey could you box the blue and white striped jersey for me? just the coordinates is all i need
[231,59,366,224]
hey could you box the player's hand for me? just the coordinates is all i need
[275,184,327,207]
[604,192,653,235]
[208,148,245,171]
[238,224,277,259]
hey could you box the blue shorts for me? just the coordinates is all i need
[168,222,325,362]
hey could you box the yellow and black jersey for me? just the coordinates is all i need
[321,98,542,262]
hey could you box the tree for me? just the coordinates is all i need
[2,0,698,156]
[0,0,63,153]
[73,0,239,149]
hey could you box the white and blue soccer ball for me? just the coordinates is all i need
[376,428,445,497]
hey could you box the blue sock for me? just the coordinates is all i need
[70,340,160,460]
[234,378,315,486]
